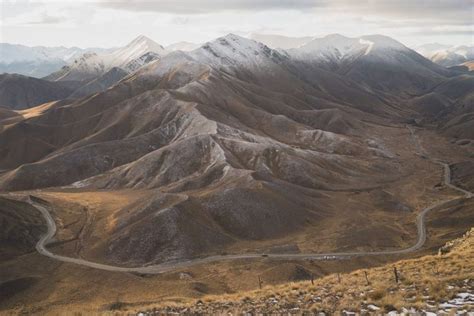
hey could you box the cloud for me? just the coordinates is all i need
[1,0,472,47]
[97,0,473,26]
[25,12,67,25]
[333,0,473,25]
[98,0,327,14]
[408,25,474,37]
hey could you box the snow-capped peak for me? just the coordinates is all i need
[46,35,170,81]
[126,35,166,53]
[107,35,167,68]
[359,34,406,50]
[189,33,284,67]
[414,43,474,66]
[291,33,408,62]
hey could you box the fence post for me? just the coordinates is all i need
[337,273,341,283]
[393,267,399,284]
[258,276,263,289]
[311,274,314,285]
[364,271,370,285]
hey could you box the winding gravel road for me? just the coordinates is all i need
[29,126,473,274]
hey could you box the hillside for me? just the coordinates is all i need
[133,228,474,314]
[289,34,451,96]
[0,197,46,261]
[0,35,401,266]
[0,74,78,110]
[1,34,473,269]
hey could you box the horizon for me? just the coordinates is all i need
[1,0,472,48]
[0,32,470,50]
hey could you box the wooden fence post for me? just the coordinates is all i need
[393,267,399,284]
[364,271,370,285]
[258,276,263,289]
[337,273,341,283]
[311,274,314,285]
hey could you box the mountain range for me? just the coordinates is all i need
[253,34,474,71]
[2,34,471,84]
[1,32,473,268]
[1,33,463,110]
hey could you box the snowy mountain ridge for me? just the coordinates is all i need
[290,34,409,64]
[106,35,167,68]
[188,33,287,68]
[415,44,474,67]
[46,35,168,81]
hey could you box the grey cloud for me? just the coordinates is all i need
[25,12,66,25]
[1,1,43,19]
[99,0,328,14]
[98,0,472,22]
[408,28,474,37]
[334,0,473,25]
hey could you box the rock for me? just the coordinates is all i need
[179,272,193,280]
[367,304,380,311]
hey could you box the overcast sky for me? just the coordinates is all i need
[1,0,473,48]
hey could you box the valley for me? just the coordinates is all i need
[0,31,473,314]
[17,125,474,273]
[1,119,473,314]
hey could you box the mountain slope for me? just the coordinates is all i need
[0,33,470,268]
[134,228,474,314]
[106,35,167,69]
[43,52,107,82]
[410,75,474,139]
[123,52,160,72]
[0,35,403,265]
[69,67,129,98]
[289,34,451,95]
[45,36,167,83]
[0,74,78,110]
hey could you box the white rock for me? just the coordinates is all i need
[367,304,380,311]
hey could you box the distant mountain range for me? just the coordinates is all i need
[0,33,470,111]
[2,35,472,81]
[250,33,474,70]
[0,43,114,78]
[0,33,456,110]
[415,43,474,68]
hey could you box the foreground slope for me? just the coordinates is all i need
[135,228,474,314]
